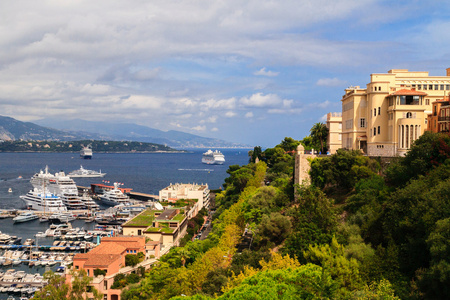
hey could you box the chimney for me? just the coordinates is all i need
[447,68,450,76]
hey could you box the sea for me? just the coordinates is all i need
[0,149,250,299]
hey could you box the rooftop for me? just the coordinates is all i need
[390,89,428,96]
[122,209,160,227]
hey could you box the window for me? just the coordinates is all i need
[338,133,342,141]
[429,85,433,90]
[423,85,428,90]
[374,128,376,136]
[406,112,412,118]
[426,99,430,105]
[360,118,366,128]
[379,87,381,91]
[339,123,342,130]
[104,281,108,290]
[378,126,380,134]
[378,107,381,115]
[435,84,439,90]
[399,95,420,105]
[447,85,450,90]
[374,108,376,116]
[441,85,444,90]
[345,119,353,129]
[417,84,422,90]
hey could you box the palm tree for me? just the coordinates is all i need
[310,122,329,153]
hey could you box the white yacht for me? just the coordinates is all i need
[31,167,86,210]
[202,149,225,165]
[12,212,38,223]
[99,183,132,206]
[80,189,100,211]
[48,213,76,224]
[20,188,67,212]
[68,165,106,178]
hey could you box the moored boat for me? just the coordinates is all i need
[68,165,105,178]
[12,212,38,223]
[98,183,132,206]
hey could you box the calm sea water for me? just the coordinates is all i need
[0,149,250,210]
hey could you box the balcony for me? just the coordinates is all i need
[438,116,450,122]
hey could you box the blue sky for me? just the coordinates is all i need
[1,0,450,147]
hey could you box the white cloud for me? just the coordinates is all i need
[225,111,236,118]
[211,127,219,132]
[254,67,279,77]
[191,125,206,131]
[203,98,236,110]
[199,116,217,124]
[245,112,254,118]
[316,78,346,87]
[240,93,281,108]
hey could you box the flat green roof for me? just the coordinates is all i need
[123,209,161,227]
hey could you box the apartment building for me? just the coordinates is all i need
[326,112,342,154]
[71,236,149,300]
[427,97,450,133]
[121,208,188,246]
[340,68,450,156]
[159,183,210,218]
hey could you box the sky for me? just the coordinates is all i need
[1,1,450,147]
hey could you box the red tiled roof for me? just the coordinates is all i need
[83,254,122,268]
[89,242,127,255]
[390,89,427,96]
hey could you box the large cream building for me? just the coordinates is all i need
[339,68,450,156]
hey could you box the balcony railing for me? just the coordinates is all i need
[438,116,450,122]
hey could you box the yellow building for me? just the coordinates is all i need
[340,68,450,156]
[326,112,342,154]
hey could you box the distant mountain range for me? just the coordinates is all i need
[0,115,249,148]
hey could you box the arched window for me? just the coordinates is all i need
[406,112,412,118]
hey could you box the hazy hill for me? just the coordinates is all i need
[15,117,250,148]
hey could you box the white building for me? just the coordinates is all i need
[159,183,210,218]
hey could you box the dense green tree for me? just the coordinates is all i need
[125,254,140,267]
[33,270,102,300]
[257,212,292,245]
[309,149,380,194]
[282,185,337,261]
[385,131,450,186]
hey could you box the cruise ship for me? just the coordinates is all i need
[80,145,93,159]
[31,167,86,210]
[202,149,225,165]
[98,183,132,206]
[20,188,67,212]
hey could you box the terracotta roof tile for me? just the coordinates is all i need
[390,89,427,96]
[84,254,122,267]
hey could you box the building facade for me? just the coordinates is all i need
[121,208,188,247]
[159,183,210,217]
[340,68,450,156]
[71,236,149,300]
[427,97,450,133]
[326,112,342,154]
